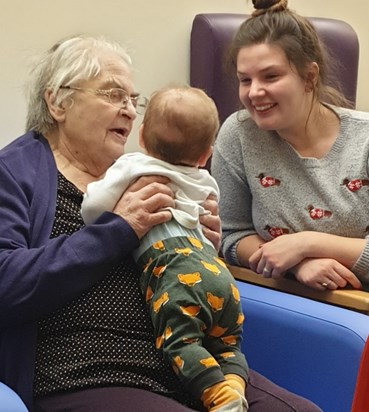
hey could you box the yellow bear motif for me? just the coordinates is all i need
[180,305,201,317]
[214,257,227,268]
[156,334,164,349]
[174,247,193,256]
[187,237,204,250]
[177,272,202,286]
[173,356,185,374]
[200,357,219,368]
[153,240,166,251]
[156,326,173,349]
[207,292,224,312]
[221,335,237,345]
[220,352,236,359]
[143,257,153,273]
[231,283,240,302]
[145,286,153,303]
[201,260,221,275]
[237,312,245,325]
[209,325,228,337]
[183,337,200,344]
[152,292,169,313]
[152,265,166,278]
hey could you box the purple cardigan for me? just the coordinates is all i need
[0,132,140,410]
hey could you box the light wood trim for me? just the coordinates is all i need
[228,264,369,314]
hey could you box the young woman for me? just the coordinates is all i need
[212,0,367,291]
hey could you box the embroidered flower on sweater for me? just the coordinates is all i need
[257,173,281,187]
[341,178,369,192]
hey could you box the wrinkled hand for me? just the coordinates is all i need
[113,176,174,239]
[200,195,221,251]
[249,233,306,278]
[293,258,362,290]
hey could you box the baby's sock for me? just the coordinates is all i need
[224,373,246,396]
[201,380,248,411]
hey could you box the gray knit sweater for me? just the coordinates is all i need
[212,106,369,282]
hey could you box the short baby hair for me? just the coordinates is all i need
[142,85,219,165]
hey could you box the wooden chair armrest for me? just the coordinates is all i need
[228,264,369,314]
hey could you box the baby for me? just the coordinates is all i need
[82,85,248,411]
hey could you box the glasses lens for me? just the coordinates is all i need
[109,89,128,107]
[135,96,149,115]
[108,89,148,114]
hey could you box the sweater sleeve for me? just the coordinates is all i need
[211,114,257,265]
[0,160,140,328]
[352,237,369,282]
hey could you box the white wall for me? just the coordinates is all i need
[1,0,368,153]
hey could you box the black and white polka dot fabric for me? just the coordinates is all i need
[33,173,194,408]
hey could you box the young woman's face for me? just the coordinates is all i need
[237,43,313,135]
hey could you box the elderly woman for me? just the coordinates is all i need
[0,35,321,411]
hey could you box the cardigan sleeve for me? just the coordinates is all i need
[0,155,140,328]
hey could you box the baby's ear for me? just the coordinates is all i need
[198,146,213,168]
[138,124,146,149]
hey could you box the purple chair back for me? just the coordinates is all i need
[190,13,359,124]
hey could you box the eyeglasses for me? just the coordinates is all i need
[60,86,149,115]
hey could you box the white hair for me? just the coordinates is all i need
[25,35,132,134]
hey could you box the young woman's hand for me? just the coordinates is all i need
[293,258,362,290]
[249,233,306,278]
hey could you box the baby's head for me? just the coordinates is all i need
[139,85,219,167]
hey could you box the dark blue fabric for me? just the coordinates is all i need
[0,132,139,411]
[33,370,322,412]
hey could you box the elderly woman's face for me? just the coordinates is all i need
[60,52,138,176]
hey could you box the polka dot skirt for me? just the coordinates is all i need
[33,173,195,408]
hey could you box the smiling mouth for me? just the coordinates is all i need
[254,103,276,112]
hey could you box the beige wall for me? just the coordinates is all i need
[1,0,367,152]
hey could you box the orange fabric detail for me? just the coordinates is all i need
[351,337,369,412]
[225,373,246,395]
[201,380,241,411]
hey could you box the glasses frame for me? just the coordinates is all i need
[59,86,148,115]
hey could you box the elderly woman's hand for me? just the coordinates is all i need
[113,176,175,239]
[200,195,221,251]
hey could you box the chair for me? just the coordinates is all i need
[230,264,369,314]
[190,13,359,124]
[0,382,28,411]
[237,281,369,412]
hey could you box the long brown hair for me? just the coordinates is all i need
[228,0,352,108]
